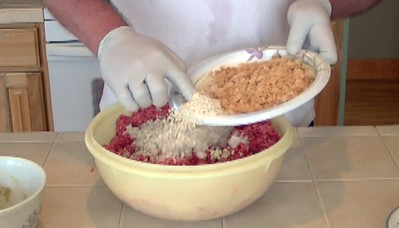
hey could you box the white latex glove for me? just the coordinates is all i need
[287,0,337,64]
[98,26,195,112]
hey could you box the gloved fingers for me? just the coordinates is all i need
[145,74,169,107]
[309,24,338,64]
[164,63,196,102]
[287,18,313,56]
[114,85,140,112]
[167,49,187,72]
[128,80,152,108]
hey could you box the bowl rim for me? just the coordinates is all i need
[85,104,294,178]
[0,156,46,214]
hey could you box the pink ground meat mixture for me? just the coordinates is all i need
[104,105,281,165]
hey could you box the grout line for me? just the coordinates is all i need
[117,203,124,228]
[0,140,56,143]
[53,132,62,142]
[274,179,312,183]
[298,134,379,138]
[42,132,58,168]
[378,132,399,169]
[298,131,331,228]
[314,177,399,182]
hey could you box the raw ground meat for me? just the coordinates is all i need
[104,105,281,165]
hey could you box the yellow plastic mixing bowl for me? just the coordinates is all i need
[85,103,293,221]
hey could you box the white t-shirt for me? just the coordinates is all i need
[101,0,315,126]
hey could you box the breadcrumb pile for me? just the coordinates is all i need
[196,56,316,114]
[125,93,233,161]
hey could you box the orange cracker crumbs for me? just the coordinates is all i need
[196,56,316,114]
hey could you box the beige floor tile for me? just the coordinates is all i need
[298,126,378,137]
[303,136,399,180]
[0,132,57,142]
[38,186,122,228]
[377,125,399,135]
[276,130,311,181]
[317,180,399,228]
[381,135,399,166]
[120,205,222,228]
[44,141,104,186]
[224,182,327,228]
[56,132,85,142]
[0,142,52,166]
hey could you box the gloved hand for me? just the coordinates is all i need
[98,26,195,112]
[287,0,337,64]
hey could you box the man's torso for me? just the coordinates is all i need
[111,0,294,67]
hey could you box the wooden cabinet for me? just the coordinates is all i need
[314,20,343,126]
[0,24,53,132]
[0,28,40,68]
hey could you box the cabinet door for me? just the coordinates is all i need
[0,28,40,69]
[0,73,47,132]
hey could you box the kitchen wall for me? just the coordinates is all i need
[348,0,399,58]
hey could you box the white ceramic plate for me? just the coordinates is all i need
[169,46,331,126]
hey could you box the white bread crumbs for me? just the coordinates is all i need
[125,93,245,161]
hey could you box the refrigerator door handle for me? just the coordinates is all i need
[46,43,96,61]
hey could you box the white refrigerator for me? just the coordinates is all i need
[44,9,103,132]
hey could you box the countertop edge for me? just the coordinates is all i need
[0,7,43,23]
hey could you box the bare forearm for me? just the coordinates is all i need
[42,0,127,55]
[329,0,383,19]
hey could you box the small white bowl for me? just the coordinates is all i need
[0,156,46,228]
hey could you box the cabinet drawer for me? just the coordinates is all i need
[0,72,47,132]
[0,28,40,68]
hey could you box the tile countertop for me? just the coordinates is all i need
[1,126,399,228]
